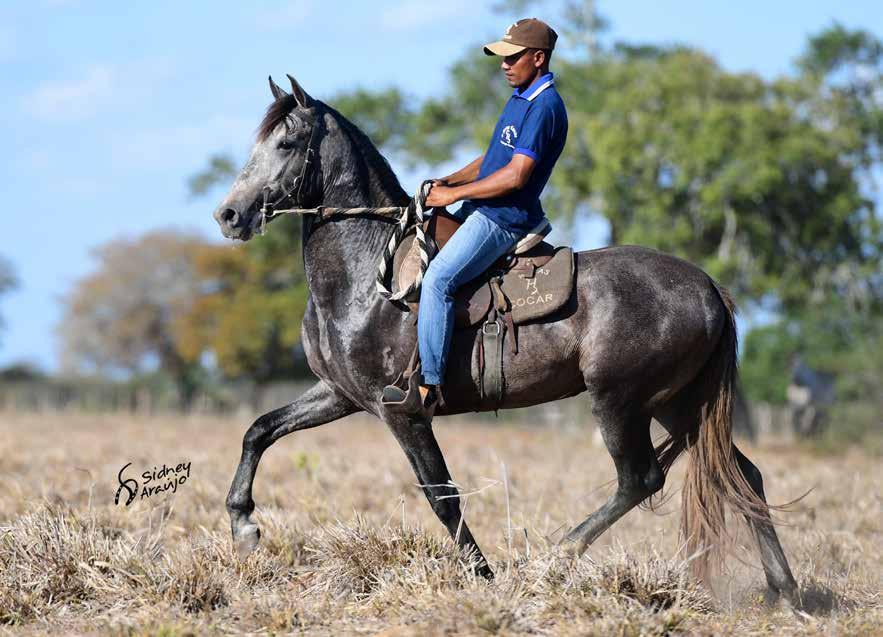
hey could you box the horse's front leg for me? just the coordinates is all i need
[384,414,493,578]
[226,380,358,558]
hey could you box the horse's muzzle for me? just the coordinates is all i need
[214,205,255,241]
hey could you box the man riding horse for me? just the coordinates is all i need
[214,15,800,605]
[382,18,568,419]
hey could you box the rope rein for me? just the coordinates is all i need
[257,180,434,303]
[375,181,432,302]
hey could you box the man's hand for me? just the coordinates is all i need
[426,184,460,208]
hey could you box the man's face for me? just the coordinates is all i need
[501,48,544,89]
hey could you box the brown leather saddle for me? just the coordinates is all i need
[389,210,575,406]
[392,210,574,330]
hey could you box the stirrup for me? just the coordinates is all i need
[381,365,437,419]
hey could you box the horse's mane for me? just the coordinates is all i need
[256,94,407,204]
[257,94,298,142]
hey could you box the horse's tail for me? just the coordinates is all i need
[659,283,772,579]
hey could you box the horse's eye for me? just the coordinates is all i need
[277,138,297,151]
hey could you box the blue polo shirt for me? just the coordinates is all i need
[460,72,568,235]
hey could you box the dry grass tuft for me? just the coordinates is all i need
[590,550,714,613]
[307,517,478,598]
[0,503,151,624]
[154,548,229,613]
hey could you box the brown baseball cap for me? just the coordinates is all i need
[483,18,558,56]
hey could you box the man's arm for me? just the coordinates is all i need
[426,154,536,207]
[436,154,485,187]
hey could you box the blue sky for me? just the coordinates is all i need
[1,0,881,371]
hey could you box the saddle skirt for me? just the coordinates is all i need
[391,210,574,327]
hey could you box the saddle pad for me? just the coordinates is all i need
[501,246,574,324]
[391,232,420,302]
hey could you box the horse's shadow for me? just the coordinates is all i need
[796,582,855,616]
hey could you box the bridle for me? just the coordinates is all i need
[259,114,321,221]
[247,109,433,303]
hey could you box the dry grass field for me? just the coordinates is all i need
[0,409,880,636]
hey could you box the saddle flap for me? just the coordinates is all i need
[500,246,574,324]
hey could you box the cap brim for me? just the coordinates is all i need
[483,40,527,56]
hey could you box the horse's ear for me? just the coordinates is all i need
[287,74,313,109]
[268,75,288,101]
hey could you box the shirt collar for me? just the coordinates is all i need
[512,72,555,101]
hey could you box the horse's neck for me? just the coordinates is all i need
[303,130,409,308]
[304,216,396,292]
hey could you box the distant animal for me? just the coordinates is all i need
[787,356,835,437]
[213,75,799,605]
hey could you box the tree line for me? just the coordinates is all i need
[11,3,877,421]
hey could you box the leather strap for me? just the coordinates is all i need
[480,313,505,408]
[503,310,518,355]
[489,276,508,312]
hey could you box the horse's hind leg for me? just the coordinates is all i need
[562,406,664,556]
[655,396,800,605]
[733,444,799,604]
[385,414,493,578]
[226,380,358,558]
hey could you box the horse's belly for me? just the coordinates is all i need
[438,319,586,415]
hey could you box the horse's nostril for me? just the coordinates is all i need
[220,208,239,225]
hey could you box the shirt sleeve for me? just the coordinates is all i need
[514,104,556,162]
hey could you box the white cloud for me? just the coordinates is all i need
[379,0,472,32]
[254,0,315,31]
[23,66,115,122]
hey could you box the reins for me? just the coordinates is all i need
[256,171,434,303]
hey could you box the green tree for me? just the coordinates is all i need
[332,11,883,423]
[177,215,310,383]
[332,20,882,317]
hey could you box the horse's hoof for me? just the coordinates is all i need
[476,562,494,580]
[558,537,586,559]
[233,522,261,559]
[782,586,804,613]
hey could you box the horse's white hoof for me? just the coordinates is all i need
[233,522,261,559]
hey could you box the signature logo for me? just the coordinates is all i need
[115,460,192,507]
[503,22,516,40]
[500,124,517,149]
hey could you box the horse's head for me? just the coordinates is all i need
[213,75,320,241]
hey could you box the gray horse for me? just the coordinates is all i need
[214,75,799,604]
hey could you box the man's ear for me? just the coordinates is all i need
[533,49,546,69]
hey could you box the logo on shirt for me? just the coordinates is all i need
[500,125,517,149]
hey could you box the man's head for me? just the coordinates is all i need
[483,18,557,90]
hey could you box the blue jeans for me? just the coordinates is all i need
[418,208,523,386]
